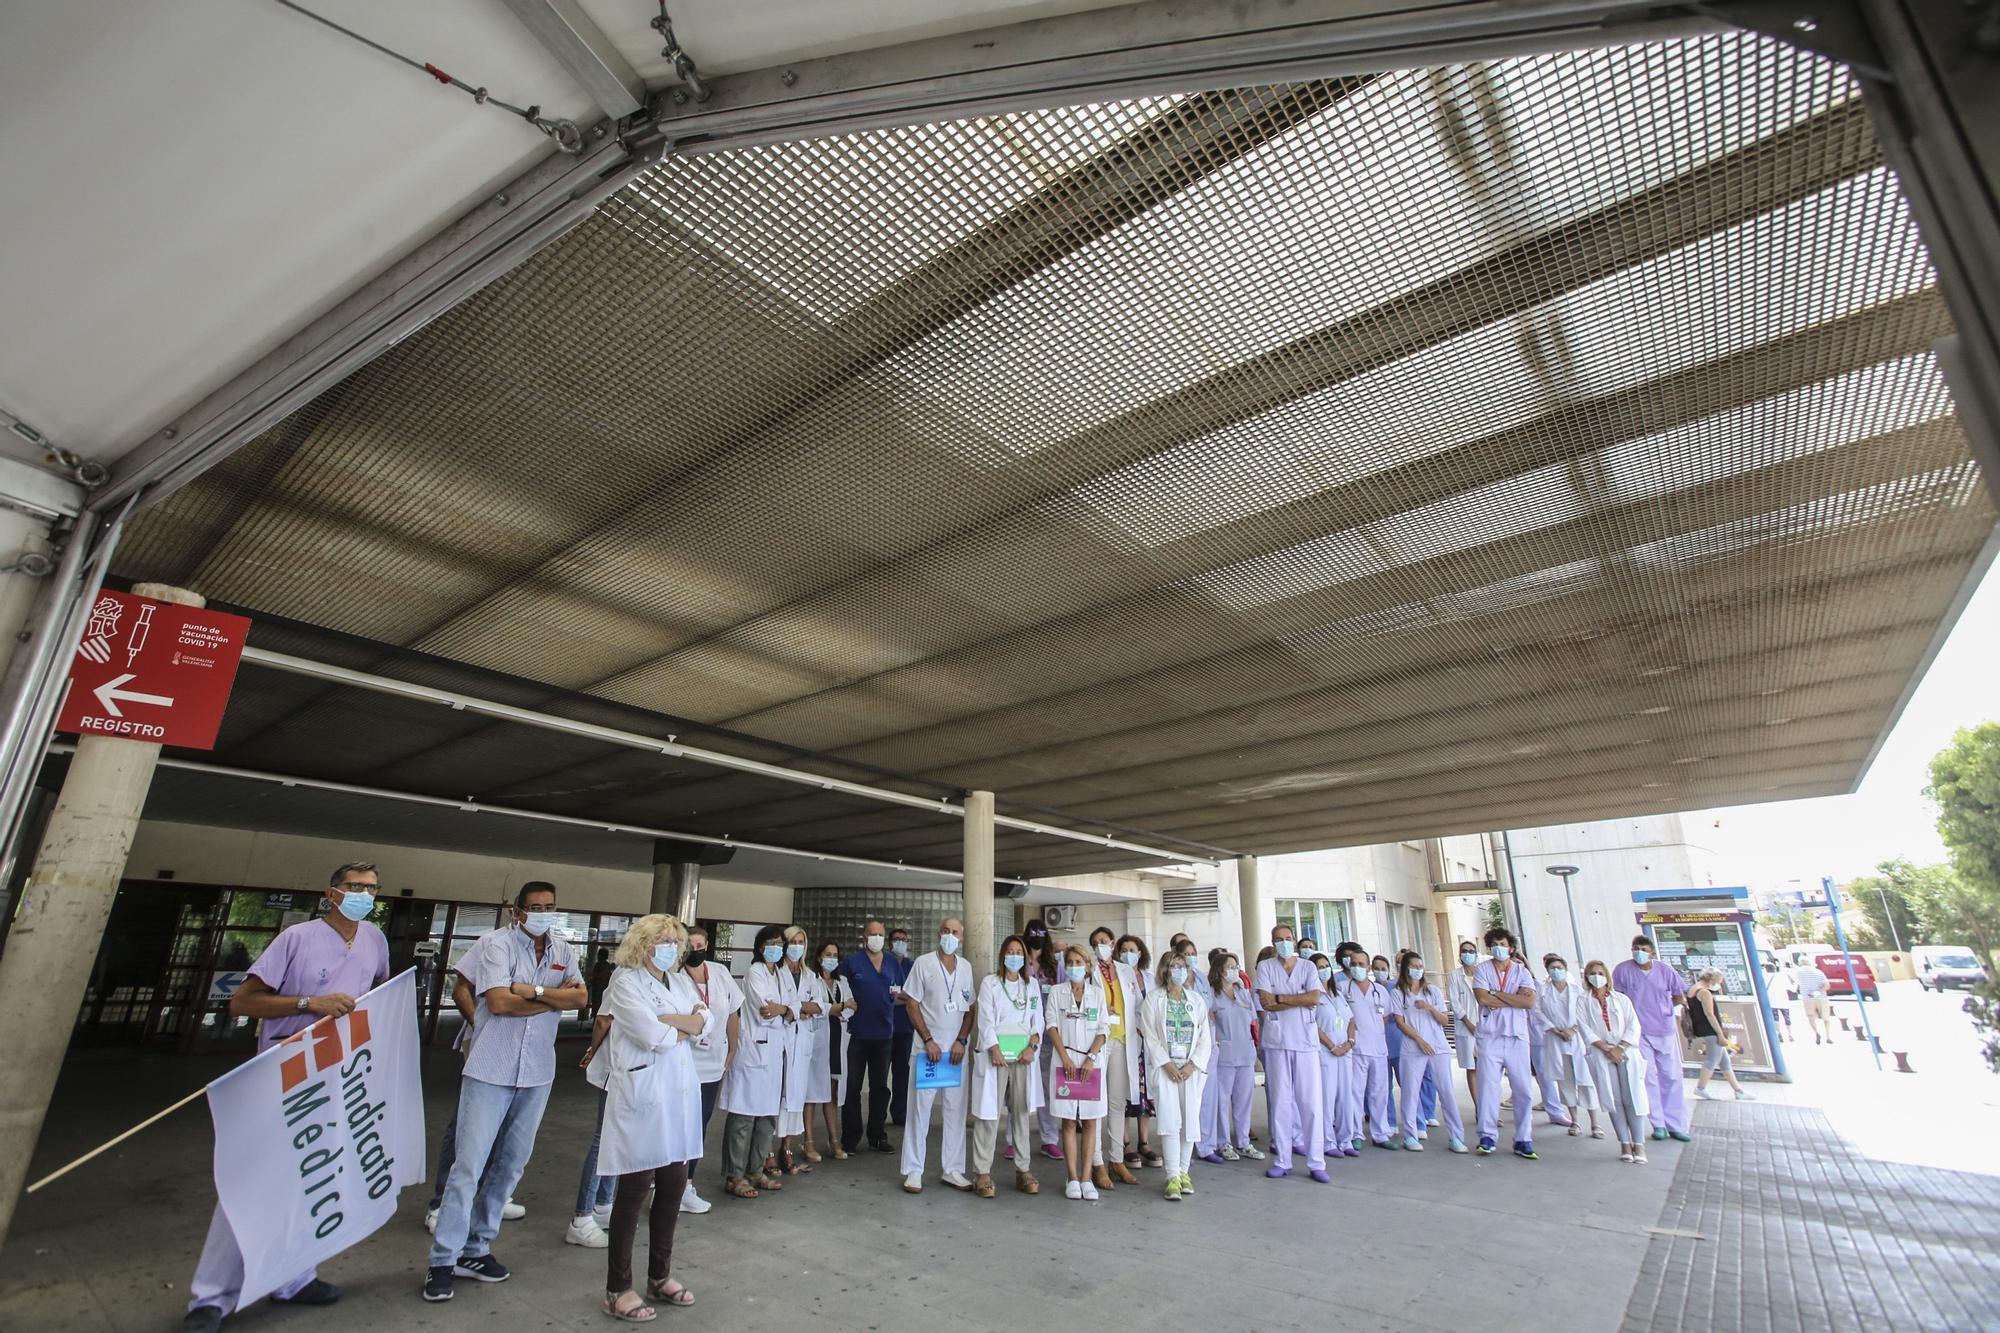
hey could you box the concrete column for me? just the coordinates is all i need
[962,790,995,973]
[1236,854,1266,970]
[0,582,200,1248]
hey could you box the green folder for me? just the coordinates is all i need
[997,1033,1031,1062]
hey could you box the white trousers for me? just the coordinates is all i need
[900,1072,969,1177]
[188,1203,316,1315]
[1153,1068,1206,1176]
[1476,1034,1533,1145]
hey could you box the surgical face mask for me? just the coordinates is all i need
[1170,964,1188,986]
[1549,967,1568,983]
[820,956,838,973]
[652,943,680,972]
[1491,944,1512,961]
[1120,949,1139,967]
[865,935,884,953]
[1274,940,1296,960]
[1633,948,1653,964]
[1316,964,1335,982]
[762,944,783,965]
[337,890,375,922]
[1349,963,1369,981]
[1003,953,1025,972]
[891,940,909,957]
[1094,941,1113,962]
[785,942,806,963]
[1373,968,1391,984]
[939,934,959,956]
[521,910,556,937]
[1066,964,1087,984]
[1409,966,1425,981]
[1588,973,1609,990]
[1460,950,1478,966]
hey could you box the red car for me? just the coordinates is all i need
[1814,953,1880,1001]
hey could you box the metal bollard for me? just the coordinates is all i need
[1892,1050,1914,1073]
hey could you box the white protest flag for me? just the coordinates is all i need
[205,968,426,1306]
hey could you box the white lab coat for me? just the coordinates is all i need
[683,961,742,1085]
[1136,985,1213,1140]
[596,966,711,1175]
[1536,980,1600,1108]
[1449,966,1481,1069]
[1098,958,1145,1096]
[816,972,852,1106]
[793,968,833,1104]
[1045,979,1111,1119]
[1578,987,1650,1120]
[718,962,789,1117]
[971,972,1046,1121]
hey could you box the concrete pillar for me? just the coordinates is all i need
[651,860,698,919]
[962,790,995,973]
[1236,854,1266,971]
[0,582,200,1249]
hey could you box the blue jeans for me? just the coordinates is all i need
[573,1086,616,1218]
[429,1078,552,1269]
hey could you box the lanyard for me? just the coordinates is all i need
[1003,978,1030,1011]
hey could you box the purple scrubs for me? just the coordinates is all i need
[1472,957,1536,1147]
[1199,984,1256,1152]
[1390,985,1465,1144]
[1613,958,1690,1134]
[1339,976,1393,1145]
[1256,955,1325,1173]
[190,916,390,1316]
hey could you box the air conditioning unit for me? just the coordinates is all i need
[1044,905,1077,931]
[1161,885,1221,915]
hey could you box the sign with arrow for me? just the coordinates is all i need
[56,589,250,750]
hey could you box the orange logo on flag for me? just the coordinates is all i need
[279,1009,373,1092]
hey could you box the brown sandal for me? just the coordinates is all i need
[645,1279,694,1308]
[1016,1171,1040,1194]
[603,1292,658,1322]
[750,1172,784,1191]
[723,1176,759,1199]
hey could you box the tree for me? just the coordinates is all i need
[1925,722,2000,1071]
[1845,859,1932,952]
[1481,896,1506,934]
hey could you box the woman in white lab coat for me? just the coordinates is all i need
[717,925,792,1198]
[807,940,855,1162]
[1535,954,1602,1139]
[970,934,1046,1197]
[1045,944,1111,1201]
[1310,954,1356,1161]
[1137,953,1212,1201]
[773,925,820,1174]
[678,925,741,1213]
[596,914,711,1319]
[1450,941,1482,1105]
[1578,959,1651,1164]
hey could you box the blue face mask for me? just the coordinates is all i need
[785,942,806,963]
[1275,940,1296,959]
[1492,944,1512,961]
[1004,954,1025,972]
[939,935,959,956]
[1409,966,1425,981]
[1066,964,1087,984]
[337,890,374,922]
[522,911,557,937]
[1633,948,1653,964]
[1349,963,1368,981]
[1549,967,1568,983]
[1316,964,1335,981]
[1169,965,1188,986]
[762,944,783,965]
[652,943,679,972]
[892,940,909,957]
[820,956,838,973]
[1373,968,1391,984]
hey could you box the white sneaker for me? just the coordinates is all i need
[902,1173,923,1194]
[1219,1146,1240,1161]
[679,1184,712,1214]
[940,1171,973,1191]
[1696,1088,1719,1101]
[500,1198,526,1221]
[423,1206,438,1233]
[1238,1144,1266,1161]
[1064,1179,1083,1200]
[564,1216,608,1249]
[1080,1180,1099,1201]
[1736,1090,1756,1101]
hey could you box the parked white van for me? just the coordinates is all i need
[1913,945,1988,991]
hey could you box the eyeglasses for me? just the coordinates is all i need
[336,882,378,893]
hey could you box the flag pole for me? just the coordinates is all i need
[24,1085,208,1194]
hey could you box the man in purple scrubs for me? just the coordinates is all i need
[1255,924,1328,1182]
[183,862,391,1333]
[1613,933,1692,1142]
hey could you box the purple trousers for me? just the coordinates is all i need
[1264,1047,1325,1170]
[1639,1029,1690,1133]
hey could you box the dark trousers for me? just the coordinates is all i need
[690,1079,721,1178]
[843,1036,892,1148]
[606,1161,689,1295]
[890,1029,913,1124]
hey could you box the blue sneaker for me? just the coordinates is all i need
[1401,1136,1424,1151]
[1650,1127,1668,1141]
[1513,1142,1539,1160]
[1475,1137,1497,1155]
[1667,1130,1693,1143]
[453,1253,510,1284]
[1448,1138,1469,1154]
[422,1267,454,1303]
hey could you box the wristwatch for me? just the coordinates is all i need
[295,996,310,1012]
[533,984,545,1000]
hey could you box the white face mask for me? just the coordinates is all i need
[1588,973,1609,989]
[865,936,885,953]
[1120,949,1139,967]
[1094,942,1112,962]
[521,910,556,937]
[939,934,959,956]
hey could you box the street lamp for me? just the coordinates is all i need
[1546,864,1585,964]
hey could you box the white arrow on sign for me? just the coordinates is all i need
[93,673,175,717]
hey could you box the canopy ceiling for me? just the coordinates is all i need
[109,31,1997,879]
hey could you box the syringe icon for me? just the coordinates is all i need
[125,603,155,668]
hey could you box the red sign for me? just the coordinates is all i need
[56,589,250,749]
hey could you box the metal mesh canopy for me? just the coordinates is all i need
[112,32,1995,878]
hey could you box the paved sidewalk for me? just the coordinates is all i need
[1621,1100,2000,1333]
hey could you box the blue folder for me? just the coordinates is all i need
[914,1052,965,1089]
